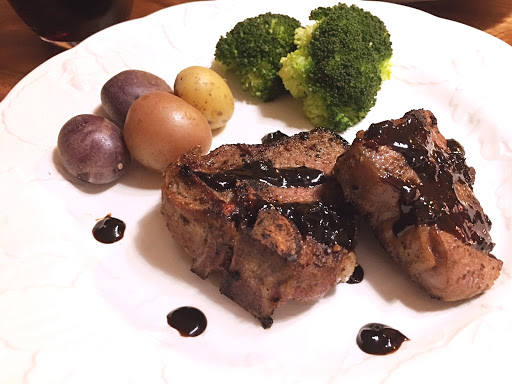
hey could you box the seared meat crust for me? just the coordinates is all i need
[161,128,357,327]
[334,109,502,301]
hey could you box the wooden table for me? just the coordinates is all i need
[1,0,511,102]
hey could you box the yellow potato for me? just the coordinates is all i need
[174,66,235,130]
[124,92,212,173]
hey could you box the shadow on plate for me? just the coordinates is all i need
[354,220,466,313]
[52,136,163,192]
[134,203,266,326]
[133,205,466,329]
[52,147,114,194]
[210,60,313,133]
[134,203,325,327]
[133,203,465,330]
[117,159,163,190]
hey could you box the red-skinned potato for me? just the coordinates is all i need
[123,92,212,173]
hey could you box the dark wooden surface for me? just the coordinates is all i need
[1,0,511,101]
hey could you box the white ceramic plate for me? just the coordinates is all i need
[1,1,512,383]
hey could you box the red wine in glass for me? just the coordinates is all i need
[8,0,133,49]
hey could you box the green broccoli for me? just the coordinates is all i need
[214,13,301,102]
[279,3,393,132]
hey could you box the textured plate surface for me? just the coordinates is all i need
[1,1,512,383]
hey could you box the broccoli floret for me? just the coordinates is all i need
[279,3,393,132]
[214,13,301,102]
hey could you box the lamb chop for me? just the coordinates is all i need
[334,109,502,301]
[161,128,357,328]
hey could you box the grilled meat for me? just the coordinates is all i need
[334,109,502,301]
[161,128,357,328]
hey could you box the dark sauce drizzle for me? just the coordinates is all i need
[190,161,355,250]
[269,201,356,250]
[347,264,364,284]
[357,323,408,355]
[261,130,289,144]
[195,160,326,191]
[167,306,207,337]
[92,214,126,244]
[363,113,493,252]
[183,130,357,250]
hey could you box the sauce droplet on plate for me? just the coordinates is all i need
[92,214,126,244]
[347,264,364,284]
[356,323,408,355]
[167,306,207,337]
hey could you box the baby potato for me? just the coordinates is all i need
[174,66,234,130]
[101,69,173,127]
[124,92,212,173]
[57,114,131,184]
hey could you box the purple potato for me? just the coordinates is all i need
[101,69,173,126]
[57,114,131,184]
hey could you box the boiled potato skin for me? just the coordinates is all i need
[174,66,234,130]
[124,92,212,173]
[57,114,131,184]
[101,70,173,126]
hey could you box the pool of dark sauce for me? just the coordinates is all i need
[357,323,408,355]
[347,264,364,284]
[92,214,126,244]
[362,112,493,252]
[167,306,207,337]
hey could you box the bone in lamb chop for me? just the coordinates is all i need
[334,109,502,301]
[161,128,358,328]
